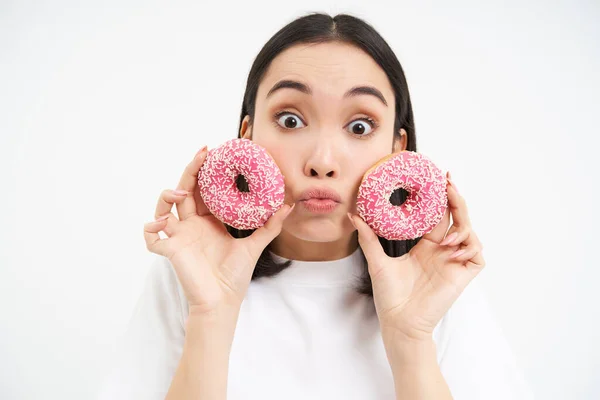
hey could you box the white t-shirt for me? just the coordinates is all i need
[96,247,535,399]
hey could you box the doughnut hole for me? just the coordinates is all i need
[228,174,253,237]
[389,187,410,206]
[235,174,250,193]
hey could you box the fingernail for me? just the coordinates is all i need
[450,249,466,258]
[155,215,169,221]
[441,232,458,246]
[172,189,188,196]
[347,213,357,229]
[195,145,208,158]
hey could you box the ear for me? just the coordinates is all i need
[392,128,407,152]
[240,115,252,139]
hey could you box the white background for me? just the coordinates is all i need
[1,0,598,398]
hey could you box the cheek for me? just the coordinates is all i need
[346,145,392,199]
[250,124,288,165]
[349,144,390,179]
[258,142,297,182]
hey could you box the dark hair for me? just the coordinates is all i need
[226,12,421,297]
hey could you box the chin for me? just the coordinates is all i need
[284,219,347,242]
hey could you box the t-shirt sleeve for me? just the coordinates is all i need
[438,276,536,399]
[96,255,188,400]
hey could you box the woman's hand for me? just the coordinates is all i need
[348,172,485,344]
[143,146,294,317]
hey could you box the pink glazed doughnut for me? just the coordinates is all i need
[356,151,448,241]
[197,138,285,230]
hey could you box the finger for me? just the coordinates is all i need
[462,232,485,270]
[449,245,486,273]
[176,146,210,220]
[347,213,387,268]
[438,172,472,246]
[440,226,470,247]
[143,219,170,257]
[446,174,471,230]
[155,191,184,236]
[156,189,189,217]
[448,231,485,267]
[449,245,481,262]
[160,212,180,237]
[243,203,295,261]
[441,205,481,248]
[466,249,486,271]
[155,189,179,220]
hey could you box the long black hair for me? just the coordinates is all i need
[226,12,421,297]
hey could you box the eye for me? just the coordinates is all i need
[273,111,379,140]
[346,118,377,138]
[274,112,306,129]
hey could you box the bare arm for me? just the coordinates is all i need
[165,306,239,400]
[388,338,453,400]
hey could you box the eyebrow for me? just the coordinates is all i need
[266,79,388,107]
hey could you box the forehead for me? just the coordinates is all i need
[258,41,393,100]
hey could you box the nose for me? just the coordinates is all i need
[309,167,335,177]
[304,138,340,179]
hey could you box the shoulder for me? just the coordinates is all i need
[435,275,535,399]
[436,274,504,356]
[96,256,190,399]
[431,275,489,357]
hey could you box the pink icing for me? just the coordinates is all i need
[197,138,285,230]
[356,151,448,240]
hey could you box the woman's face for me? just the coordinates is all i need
[240,41,407,261]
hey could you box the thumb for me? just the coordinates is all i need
[244,203,295,260]
[347,213,387,268]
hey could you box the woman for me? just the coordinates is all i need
[97,13,534,400]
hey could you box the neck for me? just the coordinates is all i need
[269,230,359,262]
